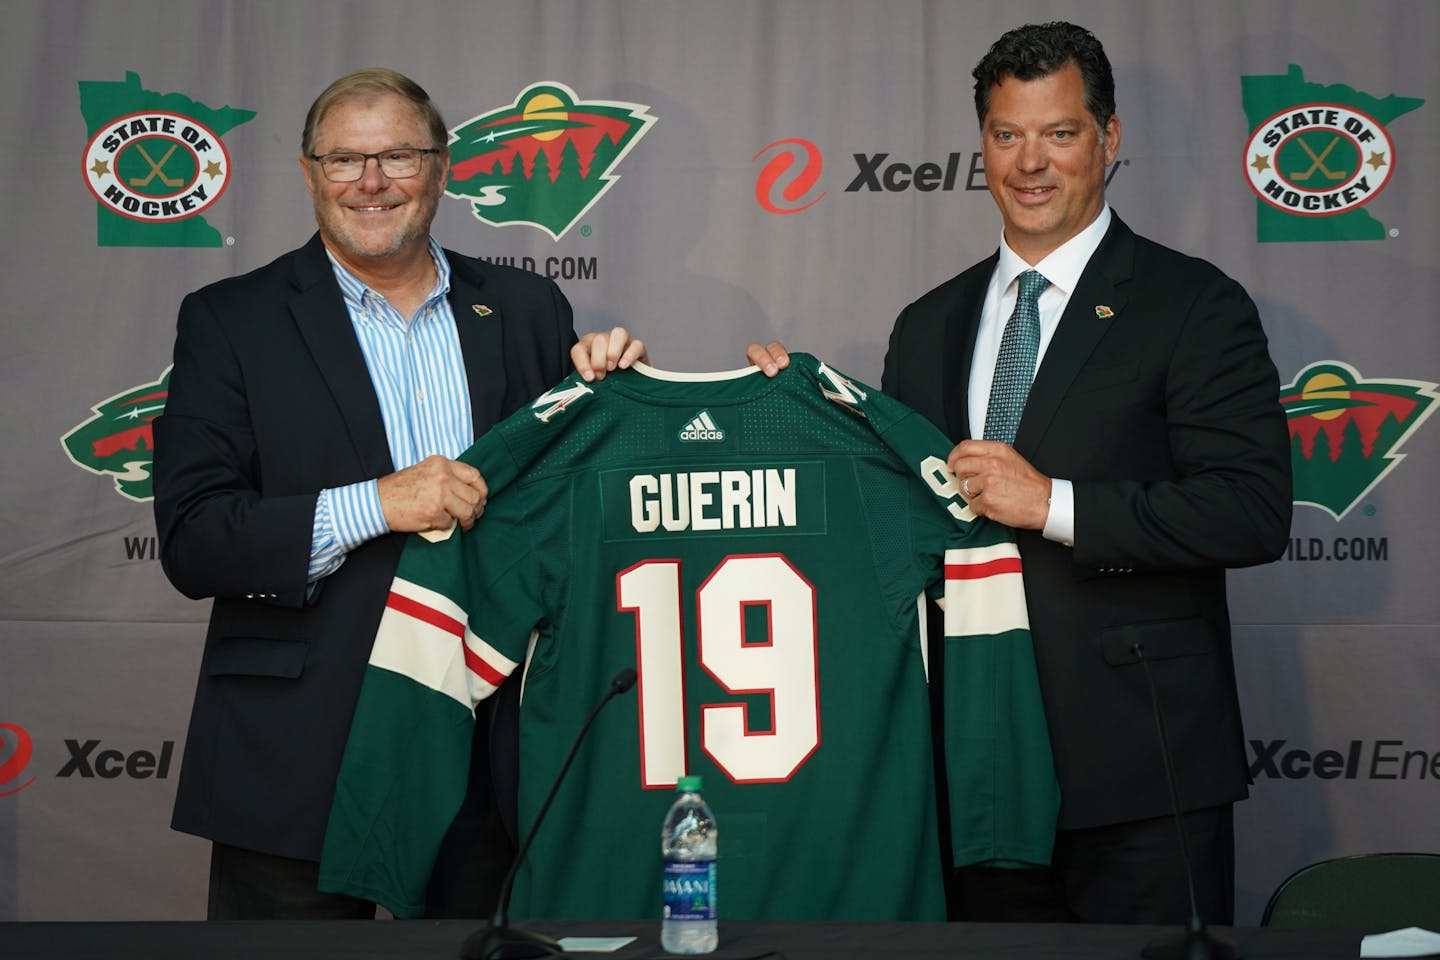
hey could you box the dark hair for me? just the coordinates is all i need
[302,67,448,157]
[972,22,1115,132]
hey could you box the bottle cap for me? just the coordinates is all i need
[677,774,702,792]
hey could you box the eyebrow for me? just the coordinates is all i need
[314,143,427,154]
[985,117,1086,131]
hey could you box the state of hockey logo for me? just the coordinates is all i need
[679,411,725,442]
[446,82,656,240]
[78,72,255,247]
[1239,65,1423,242]
[1242,104,1394,217]
[60,367,170,501]
[1281,361,1436,520]
[84,110,234,222]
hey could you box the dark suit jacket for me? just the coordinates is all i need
[882,214,1291,830]
[154,233,576,861]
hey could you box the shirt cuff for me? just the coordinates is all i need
[309,481,388,583]
[1041,478,1075,547]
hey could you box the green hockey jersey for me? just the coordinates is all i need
[319,353,1057,920]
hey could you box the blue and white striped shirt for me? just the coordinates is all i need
[309,238,474,582]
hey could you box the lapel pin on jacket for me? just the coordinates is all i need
[1094,305,1115,319]
[472,304,493,317]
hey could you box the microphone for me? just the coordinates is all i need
[1130,642,1241,960]
[460,667,638,960]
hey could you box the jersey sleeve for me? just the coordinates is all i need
[318,374,600,917]
[316,452,545,917]
[937,523,1059,868]
[805,353,1060,868]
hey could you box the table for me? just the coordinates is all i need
[2,919,1361,959]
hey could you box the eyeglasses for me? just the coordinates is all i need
[308,148,442,182]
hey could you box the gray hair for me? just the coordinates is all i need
[301,67,448,157]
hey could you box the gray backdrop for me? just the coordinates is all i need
[2,0,1436,924]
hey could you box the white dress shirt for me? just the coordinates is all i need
[309,238,473,583]
[968,205,1113,548]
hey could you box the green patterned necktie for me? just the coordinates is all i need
[983,269,1050,444]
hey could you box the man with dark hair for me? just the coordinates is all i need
[890,20,1290,924]
[753,21,1291,924]
[969,20,1116,134]
[154,68,639,920]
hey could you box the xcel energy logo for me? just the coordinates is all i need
[1,722,37,797]
[754,138,1125,214]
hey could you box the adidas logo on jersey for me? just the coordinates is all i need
[679,410,725,442]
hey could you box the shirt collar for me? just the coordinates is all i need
[995,204,1112,297]
[327,236,452,310]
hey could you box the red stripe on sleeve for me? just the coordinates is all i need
[386,591,464,637]
[386,591,510,687]
[464,647,508,687]
[945,557,1023,580]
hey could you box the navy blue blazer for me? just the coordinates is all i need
[154,233,575,859]
[883,215,1291,830]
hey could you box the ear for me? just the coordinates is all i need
[435,149,450,193]
[1103,114,1122,165]
[299,154,320,196]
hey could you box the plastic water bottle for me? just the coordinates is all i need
[660,774,718,954]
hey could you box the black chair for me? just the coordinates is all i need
[1262,852,1440,930]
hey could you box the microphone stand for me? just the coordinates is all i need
[459,668,638,960]
[1132,642,1241,960]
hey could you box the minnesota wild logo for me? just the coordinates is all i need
[1282,361,1436,519]
[446,82,655,240]
[61,368,170,501]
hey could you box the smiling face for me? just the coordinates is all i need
[300,92,448,272]
[981,62,1120,264]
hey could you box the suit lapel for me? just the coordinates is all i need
[943,253,997,441]
[446,252,507,436]
[1014,217,1135,456]
[289,233,395,478]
